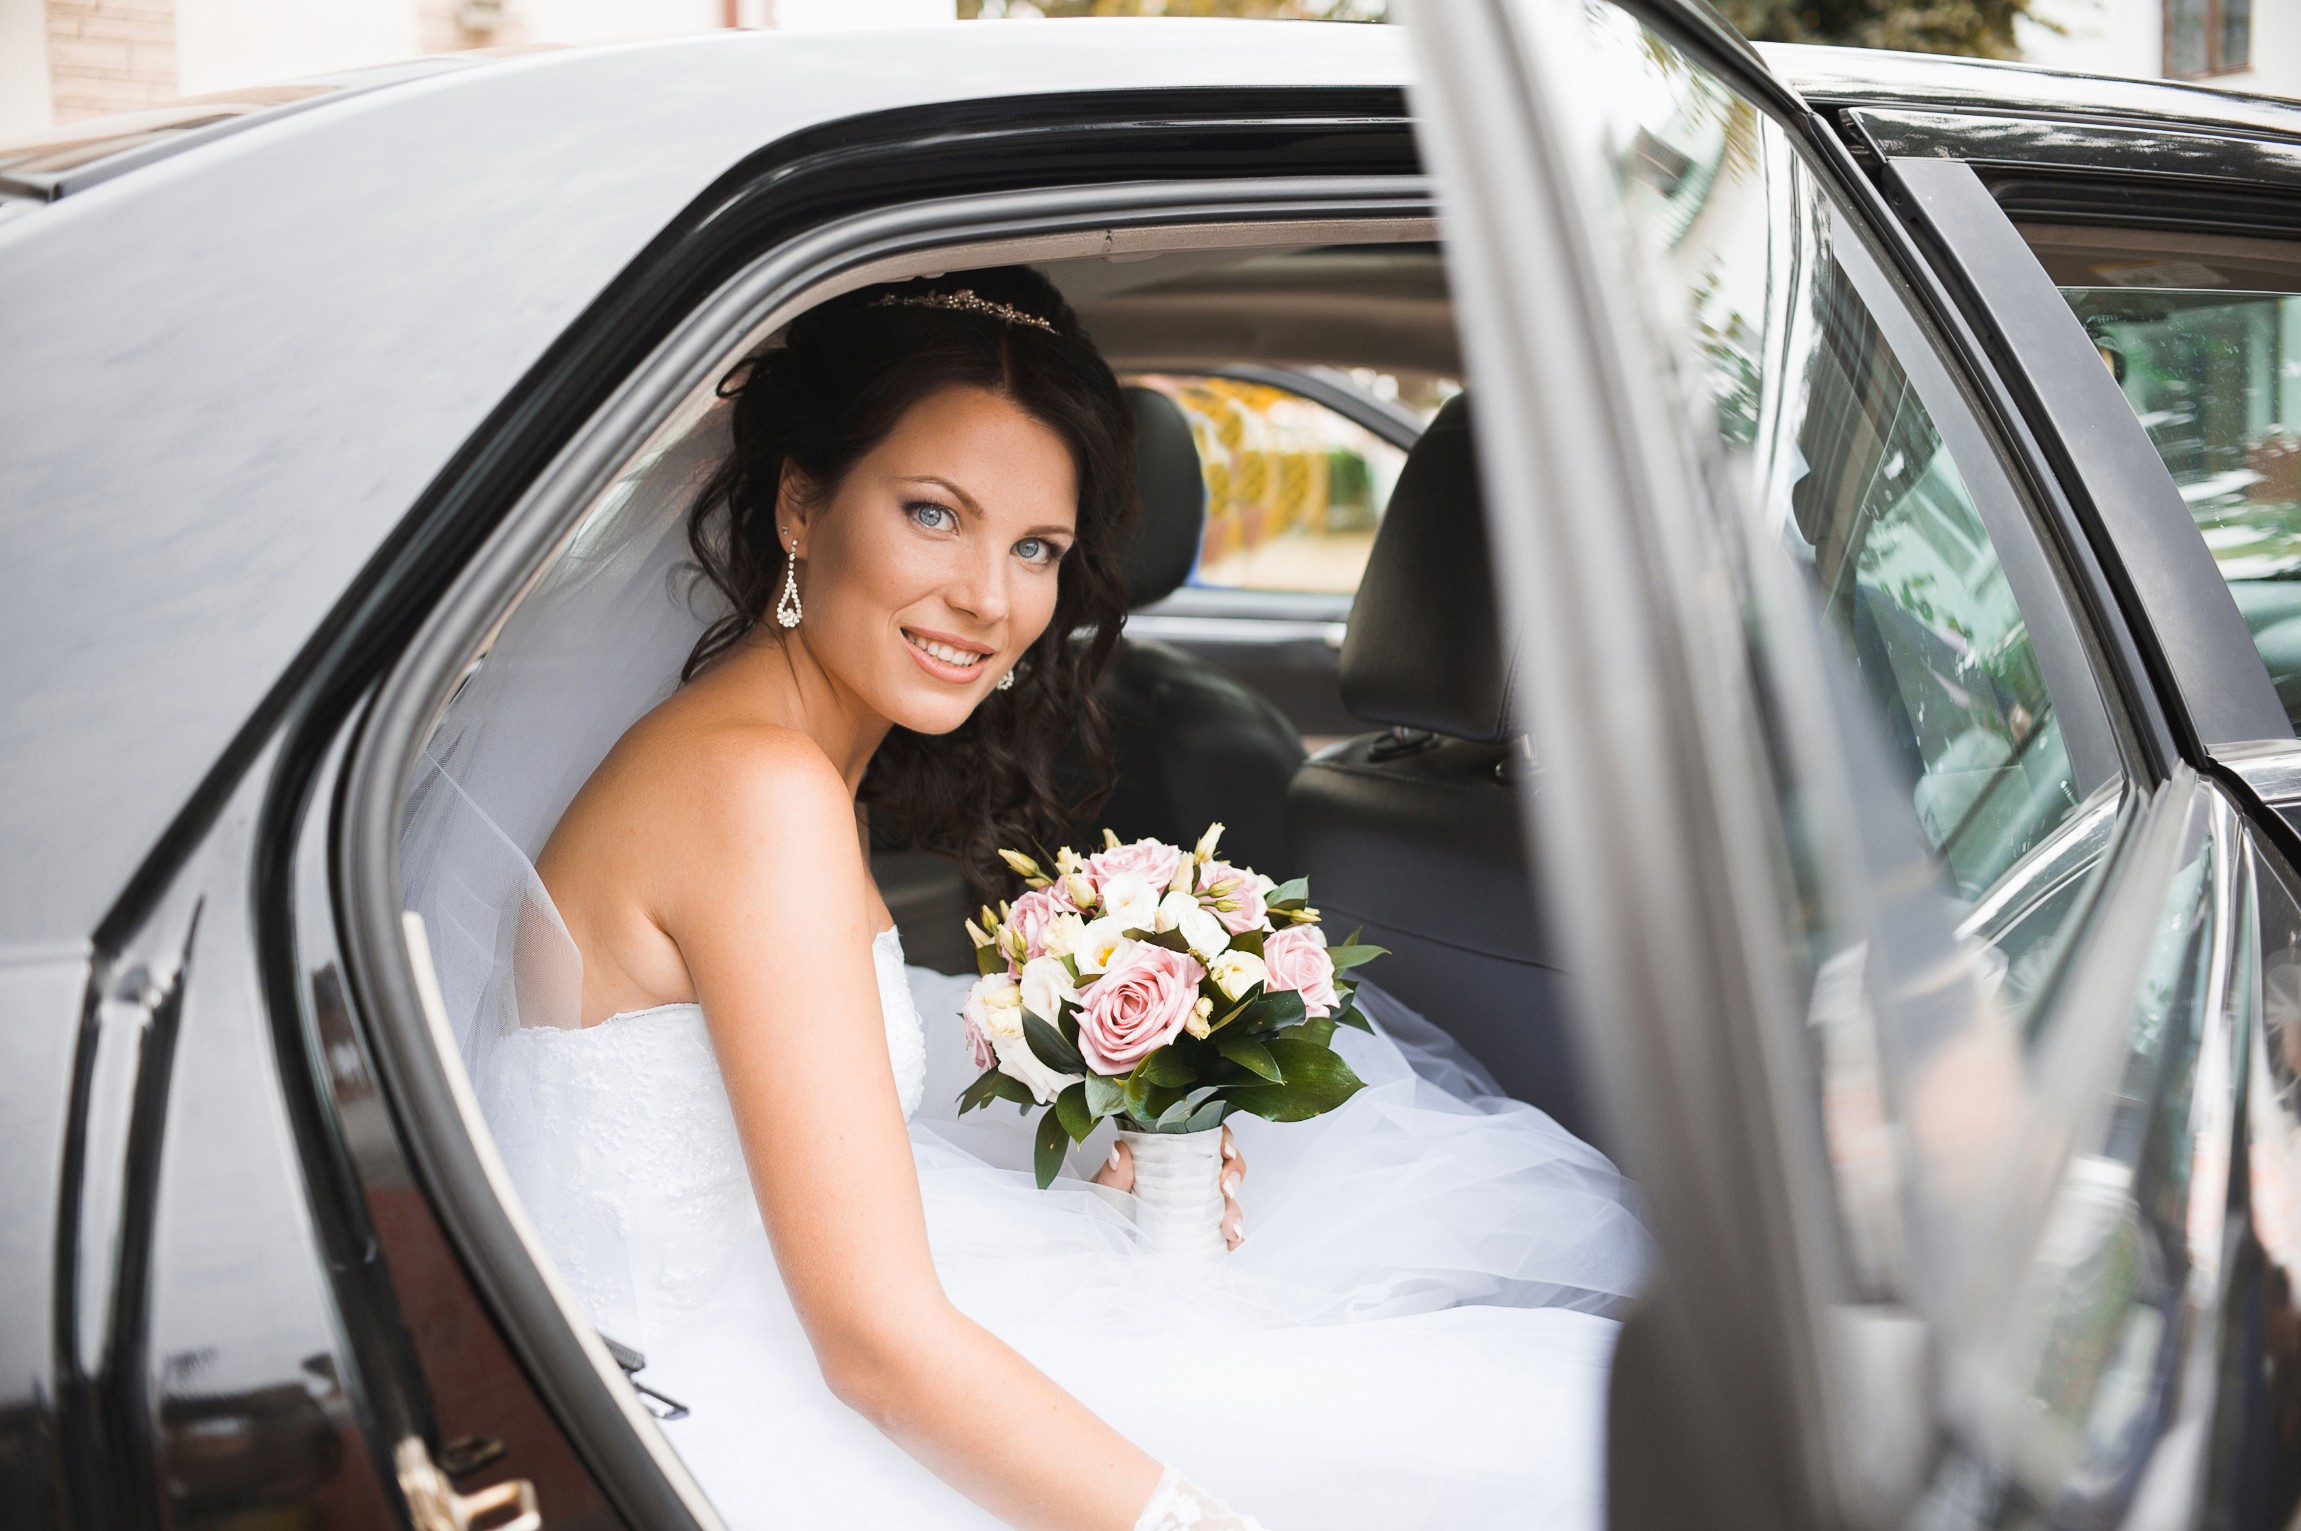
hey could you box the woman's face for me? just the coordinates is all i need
[782,384,1078,737]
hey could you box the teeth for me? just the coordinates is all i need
[909,633,984,668]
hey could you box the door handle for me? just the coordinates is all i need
[395,1437,541,1531]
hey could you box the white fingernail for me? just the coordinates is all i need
[1108,1146,1122,1168]
[1222,1173,1240,1195]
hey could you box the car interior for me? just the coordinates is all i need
[395,215,1602,1171]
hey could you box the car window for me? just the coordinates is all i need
[1574,12,2118,980]
[2034,230,2301,731]
[1124,372,1436,595]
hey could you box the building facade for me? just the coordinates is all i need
[2020,0,2300,100]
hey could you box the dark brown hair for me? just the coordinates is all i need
[684,266,1135,894]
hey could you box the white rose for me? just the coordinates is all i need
[1177,902,1231,962]
[1099,872,1160,932]
[992,1032,1081,1105]
[1208,949,1267,1003]
[1040,911,1086,960]
[1153,889,1198,933]
[1019,955,1079,1028]
[963,973,1026,1042]
[1074,916,1135,975]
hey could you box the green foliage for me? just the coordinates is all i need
[1710,0,2038,59]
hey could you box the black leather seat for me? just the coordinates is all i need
[1084,388,1306,877]
[1284,397,1590,1140]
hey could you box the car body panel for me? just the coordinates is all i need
[0,20,1412,951]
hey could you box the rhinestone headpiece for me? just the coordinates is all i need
[869,288,1058,334]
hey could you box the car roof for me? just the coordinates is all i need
[0,21,1413,950]
[1762,39,2301,143]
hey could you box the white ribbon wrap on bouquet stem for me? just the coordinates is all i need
[1118,1126,1229,1260]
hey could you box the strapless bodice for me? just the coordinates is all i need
[475,927,925,1343]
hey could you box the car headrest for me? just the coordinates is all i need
[1338,396,1514,742]
[1121,385,1206,611]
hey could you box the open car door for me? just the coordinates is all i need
[1408,3,2284,1527]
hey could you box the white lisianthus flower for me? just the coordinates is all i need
[965,974,1078,1103]
[963,974,1025,1043]
[1074,916,1135,975]
[1019,955,1079,1029]
[1153,889,1198,933]
[1040,911,1086,960]
[1208,949,1267,1003]
[1099,872,1160,932]
[1177,903,1231,962]
[1184,994,1215,1039]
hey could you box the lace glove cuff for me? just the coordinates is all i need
[1132,1465,1269,1531]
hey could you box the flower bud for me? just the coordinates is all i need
[998,847,1044,881]
[1184,994,1215,1039]
[1103,827,1124,851]
[1193,822,1226,863]
[1063,871,1099,910]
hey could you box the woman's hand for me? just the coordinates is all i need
[1093,1124,1248,1250]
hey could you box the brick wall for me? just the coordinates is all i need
[46,0,177,122]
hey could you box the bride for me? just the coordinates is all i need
[471,267,1647,1530]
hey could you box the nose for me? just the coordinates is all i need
[944,541,1011,629]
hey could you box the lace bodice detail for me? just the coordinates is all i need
[477,927,925,1340]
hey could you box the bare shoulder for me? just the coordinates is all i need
[582,702,853,856]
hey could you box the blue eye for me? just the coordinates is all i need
[1016,538,1067,566]
[908,501,956,532]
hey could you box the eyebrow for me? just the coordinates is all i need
[900,475,1076,540]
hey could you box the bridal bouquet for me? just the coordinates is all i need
[956,823,1384,1189]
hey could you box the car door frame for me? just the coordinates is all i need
[303,104,1443,1529]
[1407,3,2232,1527]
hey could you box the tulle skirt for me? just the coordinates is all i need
[643,972,1648,1531]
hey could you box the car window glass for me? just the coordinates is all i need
[1124,372,1438,595]
[2033,228,2301,732]
[1569,7,2113,983]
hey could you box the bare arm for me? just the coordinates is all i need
[658,731,1161,1531]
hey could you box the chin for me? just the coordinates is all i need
[882,687,990,737]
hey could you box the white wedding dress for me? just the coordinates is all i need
[398,407,1648,1529]
[478,923,1647,1531]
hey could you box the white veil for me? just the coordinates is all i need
[397,402,734,1083]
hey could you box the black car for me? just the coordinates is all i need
[9,6,2301,1528]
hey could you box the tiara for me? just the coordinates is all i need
[870,288,1058,334]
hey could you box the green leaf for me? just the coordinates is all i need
[1284,1014,1338,1049]
[1214,1035,1284,1083]
[1022,1013,1086,1078]
[1141,1045,1197,1088]
[1033,1109,1069,1189]
[1153,1093,1198,1129]
[973,943,1004,977]
[1181,1098,1228,1134]
[1332,1001,1374,1033]
[1140,926,1194,955]
[958,1065,1036,1114]
[1055,1082,1093,1143]
[1225,1039,1365,1123]
[1206,982,1264,1034]
[1226,928,1265,957]
[1238,988,1306,1036]
[1267,877,1310,908]
[1083,1074,1128,1120]
[1326,942,1389,972]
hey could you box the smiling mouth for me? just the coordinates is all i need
[902,628,993,679]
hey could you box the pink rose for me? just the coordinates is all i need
[1087,839,1184,899]
[961,1010,997,1071]
[1007,885,1076,961]
[1075,942,1206,1073]
[1198,862,1268,934]
[1261,925,1337,1018]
